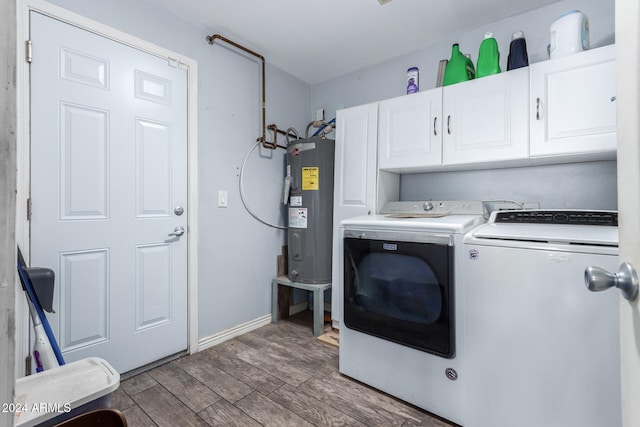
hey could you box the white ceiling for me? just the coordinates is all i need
[148,0,564,84]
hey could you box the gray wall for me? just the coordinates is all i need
[1,0,17,423]
[311,0,617,210]
[45,0,311,339]
[401,161,618,210]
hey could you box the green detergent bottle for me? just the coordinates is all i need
[443,44,475,86]
[476,32,501,78]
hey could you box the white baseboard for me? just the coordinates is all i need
[197,314,272,352]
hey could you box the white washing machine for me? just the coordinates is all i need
[463,210,621,427]
[339,200,486,426]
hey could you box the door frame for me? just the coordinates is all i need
[16,0,199,375]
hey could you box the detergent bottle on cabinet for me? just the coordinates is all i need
[443,43,475,86]
[476,32,501,78]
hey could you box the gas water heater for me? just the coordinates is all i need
[286,137,335,284]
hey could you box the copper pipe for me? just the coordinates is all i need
[207,34,280,149]
[267,124,298,149]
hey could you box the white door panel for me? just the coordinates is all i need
[616,1,640,425]
[30,11,188,374]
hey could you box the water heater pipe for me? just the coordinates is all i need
[206,34,287,150]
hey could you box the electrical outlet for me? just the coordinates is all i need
[316,108,324,121]
[217,190,228,208]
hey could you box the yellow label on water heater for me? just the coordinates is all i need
[302,167,319,190]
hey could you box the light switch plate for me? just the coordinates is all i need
[217,190,228,208]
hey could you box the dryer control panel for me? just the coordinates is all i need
[381,200,485,216]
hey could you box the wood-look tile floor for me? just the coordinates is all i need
[112,312,456,427]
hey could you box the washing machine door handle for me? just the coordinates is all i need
[585,262,639,301]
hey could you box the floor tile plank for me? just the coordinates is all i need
[236,347,313,387]
[121,372,158,396]
[176,355,254,403]
[120,404,156,427]
[131,384,209,427]
[234,391,315,427]
[196,346,286,394]
[147,361,222,412]
[198,399,262,426]
[111,386,135,411]
[298,376,412,427]
[269,383,369,426]
[325,370,427,423]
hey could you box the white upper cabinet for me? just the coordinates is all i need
[378,88,443,171]
[338,44,616,175]
[442,66,530,165]
[530,45,616,158]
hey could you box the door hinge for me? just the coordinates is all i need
[27,198,32,221]
[26,40,32,63]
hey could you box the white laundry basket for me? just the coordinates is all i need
[14,357,120,427]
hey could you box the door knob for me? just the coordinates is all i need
[168,226,185,237]
[584,262,639,301]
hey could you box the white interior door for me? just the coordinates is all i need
[616,1,640,425]
[29,11,188,374]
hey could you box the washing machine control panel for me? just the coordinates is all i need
[493,210,618,226]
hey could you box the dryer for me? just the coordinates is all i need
[463,210,621,427]
[339,200,486,425]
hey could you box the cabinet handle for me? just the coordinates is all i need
[536,97,541,120]
[433,117,438,136]
[447,115,451,135]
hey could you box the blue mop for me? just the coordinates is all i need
[17,247,65,371]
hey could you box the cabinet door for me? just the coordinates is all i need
[530,45,616,157]
[378,88,442,171]
[442,67,529,165]
[333,103,378,220]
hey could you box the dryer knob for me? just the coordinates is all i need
[423,202,434,211]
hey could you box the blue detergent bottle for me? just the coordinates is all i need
[507,31,529,70]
